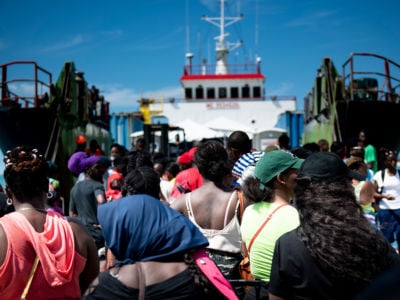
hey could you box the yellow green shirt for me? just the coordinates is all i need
[240,201,300,281]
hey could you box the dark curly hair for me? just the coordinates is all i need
[226,131,251,164]
[294,175,390,283]
[194,140,231,183]
[242,167,293,203]
[242,176,273,203]
[120,150,153,177]
[3,146,49,199]
[227,131,251,153]
[122,166,160,199]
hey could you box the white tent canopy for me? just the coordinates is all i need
[205,116,257,138]
[173,119,221,141]
[130,119,222,143]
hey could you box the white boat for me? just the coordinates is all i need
[140,0,300,149]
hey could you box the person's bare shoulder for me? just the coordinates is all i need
[67,217,94,255]
[170,194,187,215]
[67,217,99,292]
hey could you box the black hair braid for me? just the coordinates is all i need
[242,176,274,203]
[195,140,231,182]
[3,146,49,198]
[121,150,153,177]
[295,176,390,283]
[122,166,160,198]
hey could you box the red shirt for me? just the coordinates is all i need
[170,167,203,200]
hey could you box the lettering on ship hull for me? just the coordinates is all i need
[206,102,240,109]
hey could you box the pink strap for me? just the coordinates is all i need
[192,249,239,300]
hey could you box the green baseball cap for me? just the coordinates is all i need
[254,150,304,185]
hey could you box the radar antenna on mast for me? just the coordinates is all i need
[202,0,243,75]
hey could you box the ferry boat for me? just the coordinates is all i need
[0,60,112,203]
[142,0,301,150]
[302,53,400,154]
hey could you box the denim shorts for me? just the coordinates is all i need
[377,209,400,243]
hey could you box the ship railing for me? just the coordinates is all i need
[0,61,52,108]
[159,95,295,103]
[342,53,400,102]
[183,63,261,76]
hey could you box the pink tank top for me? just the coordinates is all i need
[0,211,87,299]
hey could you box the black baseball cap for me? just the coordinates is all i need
[299,152,365,182]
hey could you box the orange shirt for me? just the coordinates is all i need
[0,211,86,299]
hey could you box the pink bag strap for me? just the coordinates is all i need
[192,249,239,300]
[247,203,288,252]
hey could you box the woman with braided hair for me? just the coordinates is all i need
[0,145,99,299]
[121,165,161,199]
[171,140,244,280]
[269,152,400,300]
[83,165,238,299]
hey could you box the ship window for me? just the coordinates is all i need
[219,87,227,99]
[242,85,250,98]
[195,86,204,99]
[185,88,193,99]
[231,87,239,98]
[253,86,261,98]
[207,88,215,99]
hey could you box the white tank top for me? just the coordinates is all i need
[376,170,400,210]
[185,191,242,253]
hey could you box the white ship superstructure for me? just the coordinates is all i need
[149,0,297,138]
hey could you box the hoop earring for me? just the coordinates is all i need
[47,192,53,199]
[6,198,12,205]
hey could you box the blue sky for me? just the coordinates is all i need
[1,0,399,183]
[2,0,399,115]
[0,0,400,180]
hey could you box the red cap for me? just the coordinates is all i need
[178,147,197,165]
[178,152,192,165]
[76,135,87,144]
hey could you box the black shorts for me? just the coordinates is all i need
[83,268,211,300]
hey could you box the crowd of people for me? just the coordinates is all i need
[0,129,400,299]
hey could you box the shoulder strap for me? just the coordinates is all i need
[185,193,194,218]
[21,256,40,300]
[238,191,245,222]
[247,204,288,252]
[223,191,237,226]
[381,168,400,181]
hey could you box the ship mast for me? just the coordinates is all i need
[202,0,243,75]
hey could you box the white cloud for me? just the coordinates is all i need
[102,84,182,113]
[42,35,85,52]
[100,29,123,39]
[8,83,35,95]
[286,10,337,28]
[3,82,51,107]
[200,0,217,12]
[267,82,294,97]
